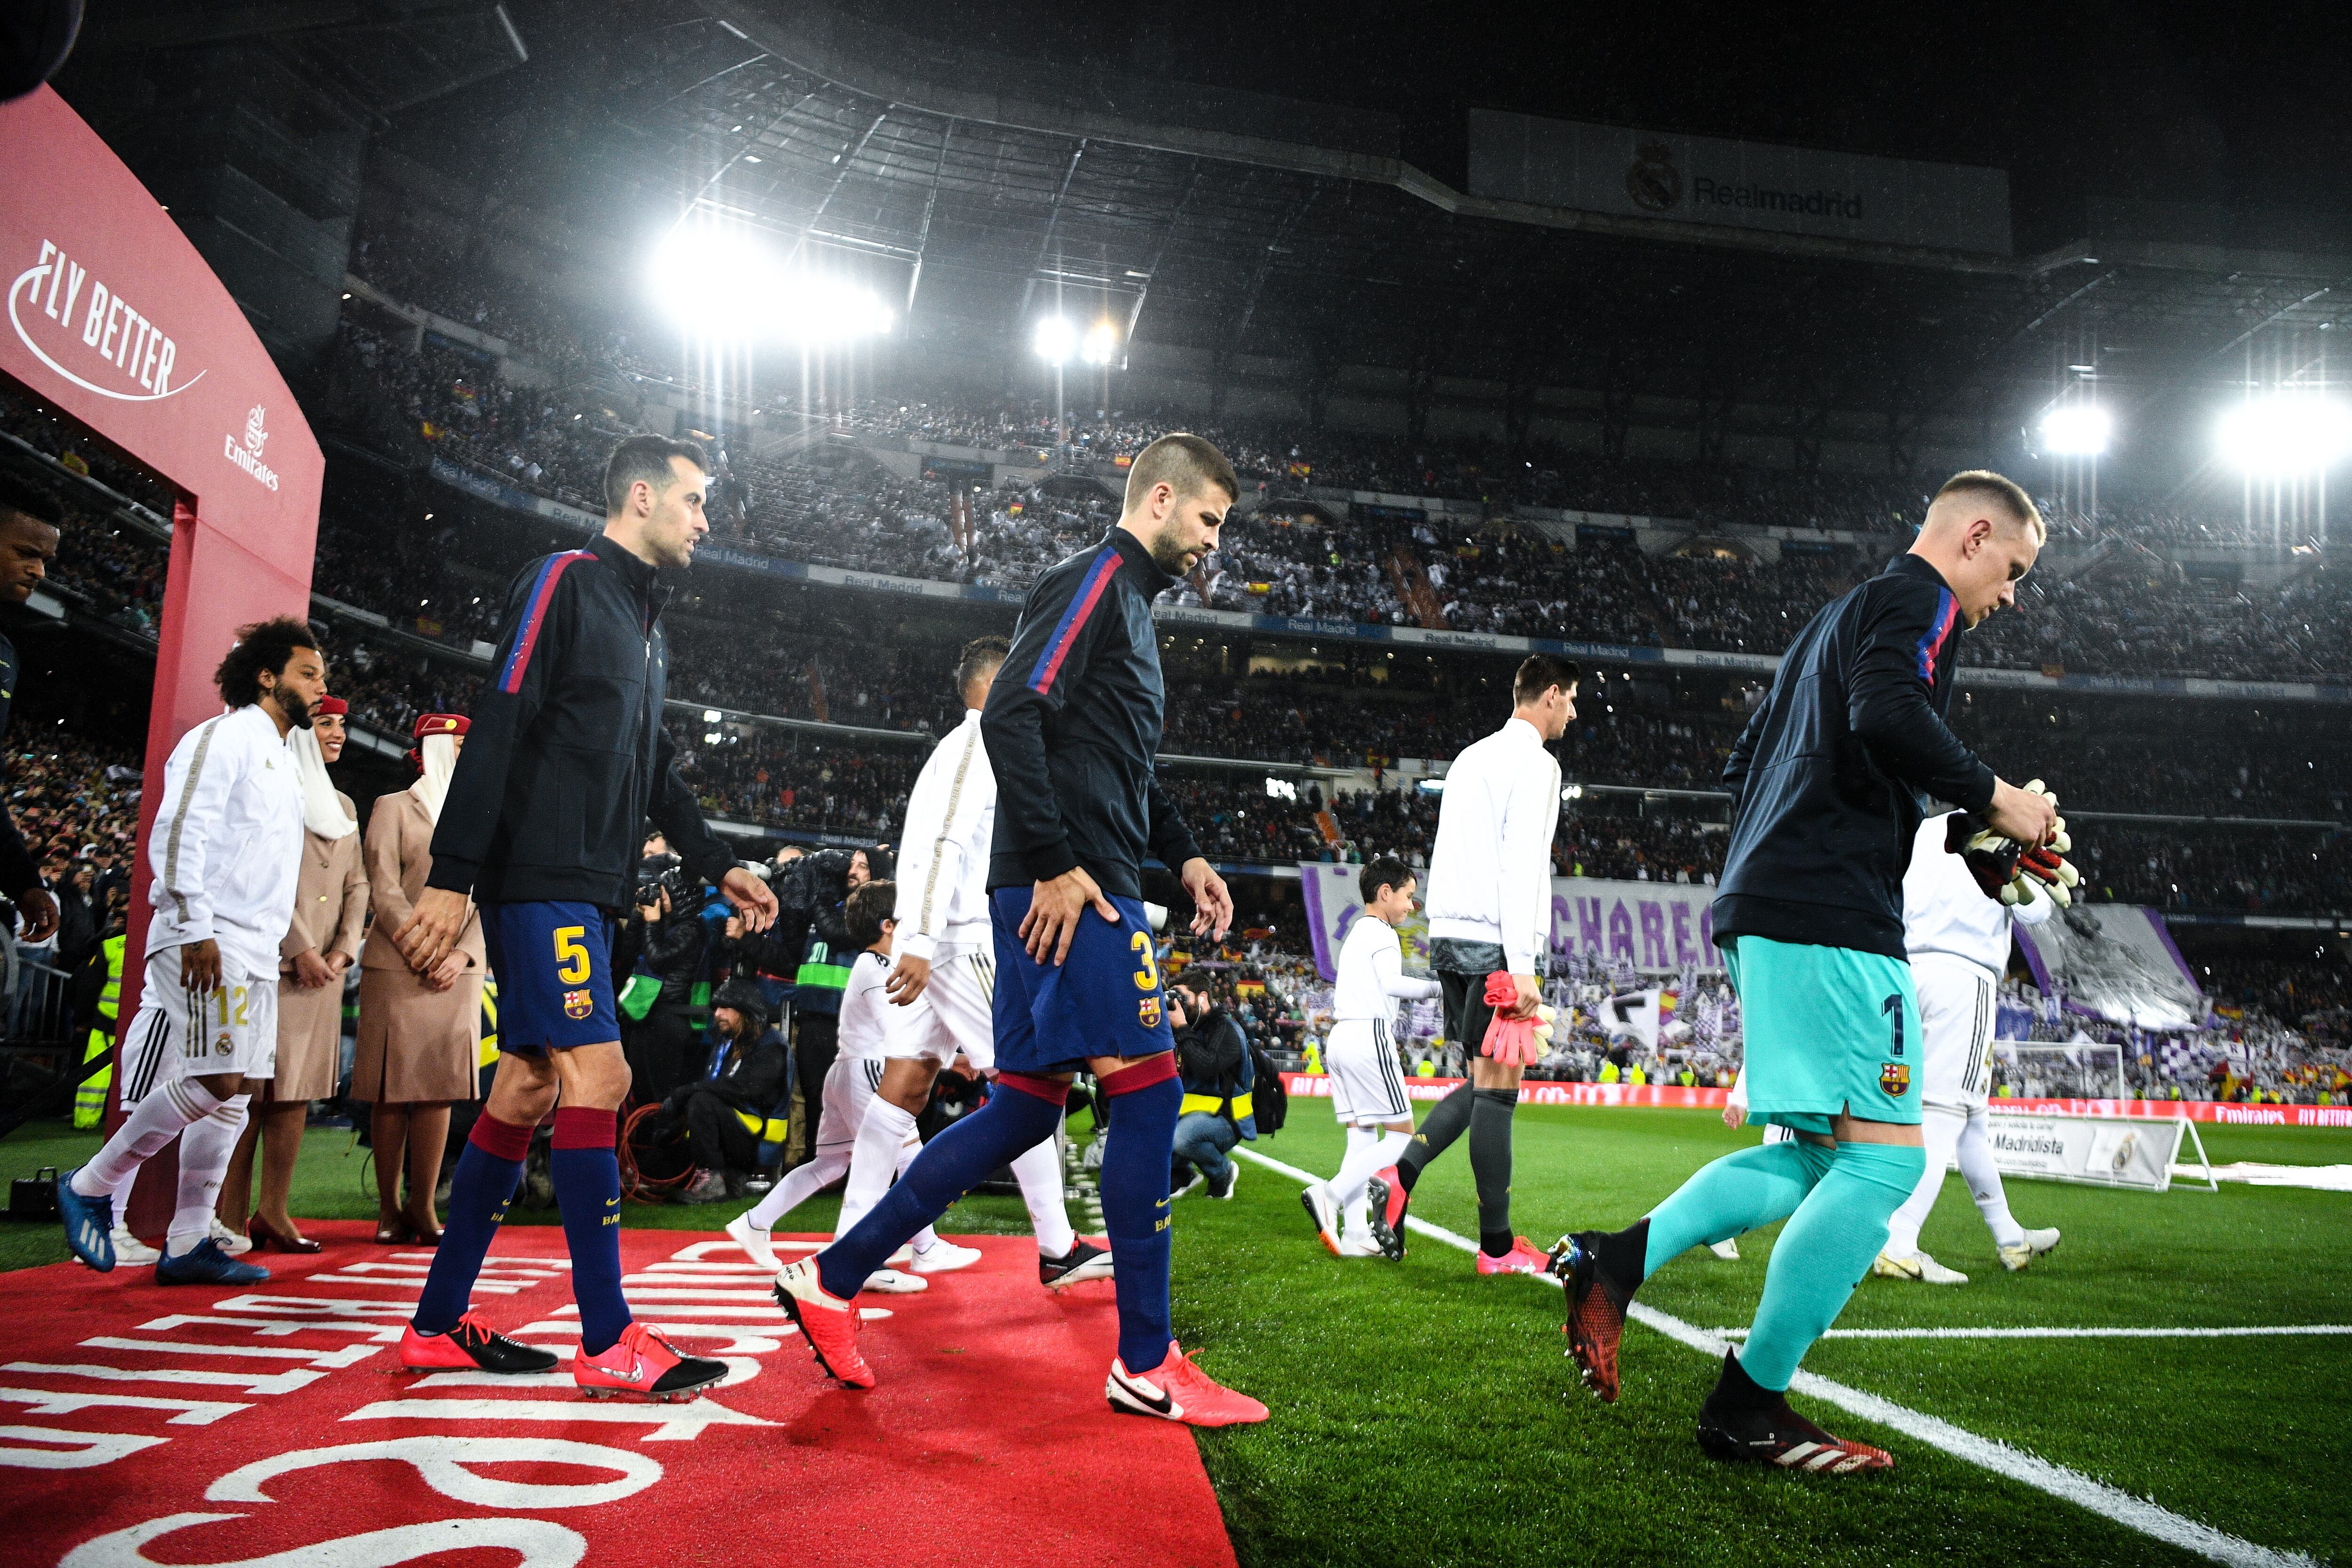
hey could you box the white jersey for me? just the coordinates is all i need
[1422,717,1561,973]
[1902,811,2052,977]
[1332,913,1439,1023]
[144,703,305,982]
[834,949,895,1062]
[891,708,994,962]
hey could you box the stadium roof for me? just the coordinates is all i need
[561,4,2347,425]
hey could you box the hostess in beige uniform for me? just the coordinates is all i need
[355,765,485,1103]
[273,732,367,1101]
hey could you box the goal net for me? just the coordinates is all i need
[1989,1041,2127,1101]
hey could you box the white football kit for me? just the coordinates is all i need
[1904,810,2054,1113]
[881,708,1001,1069]
[1883,811,2051,1262]
[1326,913,1438,1125]
[119,705,303,1104]
[817,950,897,1160]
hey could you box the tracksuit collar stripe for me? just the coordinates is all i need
[498,548,595,693]
[1028,542,1126,694]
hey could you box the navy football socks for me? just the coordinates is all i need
[815,1072,1066,1301]
[551,1107,629,1358]
[413,1112,531,1338]
[1098,1056,1181,1373]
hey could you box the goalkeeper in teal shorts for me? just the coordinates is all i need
[1550,471,2060,1472]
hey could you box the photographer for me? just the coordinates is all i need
[1169,980,1256,1202]
[617,852,715,1100]
[657,980,789,1204]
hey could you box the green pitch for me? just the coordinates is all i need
[7,1106,2346,1566]
[1175,1106,2349,1568]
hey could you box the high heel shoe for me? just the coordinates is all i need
[374,1215,412,1245]
[403,1213,443,1246]
[248,1214,323,1254]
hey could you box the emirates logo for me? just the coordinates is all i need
[244,404,269,456]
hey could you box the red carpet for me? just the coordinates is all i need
[0,1221,1237,1568]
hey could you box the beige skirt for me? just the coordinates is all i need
[264,972,346,1102]
[352,966,482,1105]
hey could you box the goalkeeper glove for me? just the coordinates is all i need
[1947,784,2079,908]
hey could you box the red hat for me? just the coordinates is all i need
[413,713,469,740]
[315,696,348,717]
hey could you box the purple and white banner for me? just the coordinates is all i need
[1300,863,1719,982]
[2013,903,2205,1032]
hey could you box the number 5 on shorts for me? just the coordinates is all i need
[554,925,592,985]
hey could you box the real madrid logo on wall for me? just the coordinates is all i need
[1625,140,1683,213]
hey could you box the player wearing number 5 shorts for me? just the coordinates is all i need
[778,435,1265,1425]
[1873,808,2063,1284]
[57,618,321,1286]
[1553,473,2062,1472]
[389,436,779,1397]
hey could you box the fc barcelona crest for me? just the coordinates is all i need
[1880,1061,1911,1098]
[564,989,594,1020]
[1138,995,1162,1029]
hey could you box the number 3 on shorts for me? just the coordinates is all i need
[554,925,592,985]
[1130,929,1160,992]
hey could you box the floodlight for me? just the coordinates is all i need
[648,220,892,343]
[2217,396,2352,475]
[1082,320,1120,366]
[1033,315,1077,365]
[2039,405,2112,458]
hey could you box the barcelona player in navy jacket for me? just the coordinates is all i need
[777,435,1269,1426]
[393,436,778,1401]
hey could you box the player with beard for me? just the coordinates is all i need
[57,618,323,1284]
[776,434,1265,1425]
[392,436,779,1400]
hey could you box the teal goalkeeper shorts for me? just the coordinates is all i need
[1723,935,1923,1136]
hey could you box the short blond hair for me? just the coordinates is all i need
[1934,469,2044,543]
[1123,433,1239,512]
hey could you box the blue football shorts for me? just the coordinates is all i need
[481,900,620,1054]
[988,886,1175,1076]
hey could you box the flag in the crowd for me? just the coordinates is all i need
[1113,453,1133,468]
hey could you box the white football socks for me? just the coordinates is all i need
[1010,1137,1075,1257]
[838,1098,920,1237]
[72,1078,222,1200]
[743,1145,850,1231]
[1331,1126,1414,1210]
[167,1092,249,1258]
[1956,1107,2026,1249]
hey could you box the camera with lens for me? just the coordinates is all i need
[635,852,694,911]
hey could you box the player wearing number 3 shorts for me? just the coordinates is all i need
[58,619,320,1285]
[388,437,779,1397]
[1873,809,2062,1284]
[777,435,1265,1425]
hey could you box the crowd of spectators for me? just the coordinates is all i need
[317,322,2352,682]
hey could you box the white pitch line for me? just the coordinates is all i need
[1709,1324,2352,1341]
[1232,1145,2316,1568]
